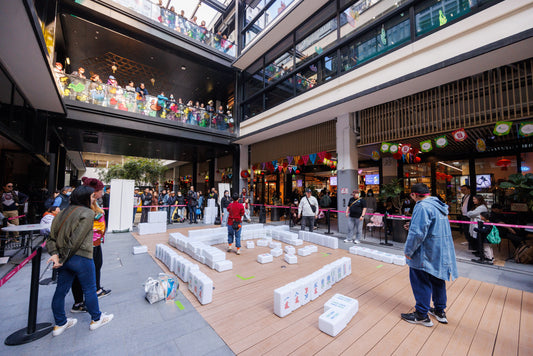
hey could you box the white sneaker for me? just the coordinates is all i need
[89,312,114,331]
[343,239,353,243]
[354,240,361,244]
[53,318,77,336]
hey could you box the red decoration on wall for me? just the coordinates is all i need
[241,170,250,178]
[393,152,402,160]
[414,156,421,163]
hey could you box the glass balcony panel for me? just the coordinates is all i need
[265,77,294,110]
[265,52,294,84]
[415,0,473,37]
[242,0,295,49]
[56,74,234,133]
[295,63,318,94]
[295,17,337,68]
[244,70,265,99]
[319,52,338,83]
[107,0,235,56]
[242,95,264,121]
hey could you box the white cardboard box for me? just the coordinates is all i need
[133,245,148,254]
[284,246,295,255]
[284,253,298,264]
[214,259,233,272]
[258,253,273,264]
[148,211,167,223]
[271,248,283,257]
[138,222,167,235]
[246,241,255,249]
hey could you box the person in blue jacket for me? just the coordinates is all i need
[401,183,458,327]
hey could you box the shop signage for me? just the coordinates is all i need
[452,129,467,142]
[380,142,391,153]
[389,144,399,154]
[341,188,349,194]
[400,144,411,154]
[371,151,380,161]
[476,138,486,152]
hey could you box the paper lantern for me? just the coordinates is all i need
[414,156,421,163]
[496,158,511,171]
[241,170,250,178]
[392,152,402,160]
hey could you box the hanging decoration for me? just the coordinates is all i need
[287,156,293,164]
[380,25,387,45]
[420,140,432,153]
[150,77,155,86]
[452,129,467,142]
[392,152,402,160]
[318,151,326,161]
[439,9,447,26]
[371,151,380,161]
[493,121,512,136]
[476,138,486,152]
[400,144,411,155]
[389,144,399,154]
[435,135,448,148]
[496,158,512,171]
[111,62,118,73]
[302,155,310,165]
[325,152,332,160]
[380,142,391,153]
[309,153,317,164]
[519,121,533,137]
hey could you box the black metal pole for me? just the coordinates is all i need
[381,212,393,246]
[5,246,53,345]
[325,209,333,234]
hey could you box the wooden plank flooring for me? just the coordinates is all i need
[133,226,532,355]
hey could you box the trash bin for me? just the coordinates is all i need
[271,207,281,221]
[392,219,408,243]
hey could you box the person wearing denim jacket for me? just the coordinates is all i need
[401,183,458,327]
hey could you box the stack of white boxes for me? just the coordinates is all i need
[297,245,318,256]
[168,232,232,272]
[349,246,406,266]
[270,228,303,246]
[299,231,338,249]
[241,224,267,240]
[319,294,359,337]
[273,257,352,317]
[155,244,213,304]
[203,199,218,224]
[258,253,273,264]
[138,211,167,235]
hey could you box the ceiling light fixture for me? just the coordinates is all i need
[181,66,186,70]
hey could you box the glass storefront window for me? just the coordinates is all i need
[522,152,533,174]
[295,17,338,68]
[264,78,294,110]
[265,52,294,84]
[415,0,473,37]
[403,162,431,193]
[435,160,469,215]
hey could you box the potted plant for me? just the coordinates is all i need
[499,173,533,214]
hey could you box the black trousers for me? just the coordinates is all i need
[72,245,103,304]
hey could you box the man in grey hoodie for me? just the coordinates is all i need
[401,183,458,327]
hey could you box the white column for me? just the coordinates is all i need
[336,113,358,234]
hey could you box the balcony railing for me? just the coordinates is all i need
[56,73,235,134]
[109,0,236,57]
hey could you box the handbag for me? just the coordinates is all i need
[196,208,201,215]
[486,226,501,244]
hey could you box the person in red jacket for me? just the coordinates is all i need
[227,192,244,255]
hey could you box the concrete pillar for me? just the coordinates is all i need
[336,113,358,234]
[239,144,248,193]
[232,145,240,195]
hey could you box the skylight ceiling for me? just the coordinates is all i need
[167,0,225,30]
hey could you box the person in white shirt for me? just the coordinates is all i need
[298,188,319,232]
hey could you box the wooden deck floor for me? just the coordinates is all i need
[133,226,533,355]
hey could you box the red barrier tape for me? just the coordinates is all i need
[0,241,47,288]
[102,204,188,210]
[7,215,25,221]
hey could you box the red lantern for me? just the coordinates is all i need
[241,170,250,178]
[295,169,301,174]
[414,156,421,163]
[393,152,402,160]
[496,158,511,170]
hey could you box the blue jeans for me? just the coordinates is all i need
[227,225,241,248]
[409,267,447,317]
[52,255,101,325]
[188,206,196,223]
[221,208,229,227]
[347,217,363,241]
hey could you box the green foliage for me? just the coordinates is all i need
[379,178,403,210]
[499,173,533,212]
[99,158,167,186]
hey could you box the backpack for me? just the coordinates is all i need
[486,226,501,244]
[514,243,533,264]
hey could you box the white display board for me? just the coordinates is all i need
[108,179,135,232]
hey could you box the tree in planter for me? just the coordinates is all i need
[379,178,403,212]
[99,158,167,187]
[499,173,533,213]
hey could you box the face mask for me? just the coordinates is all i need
[66,192,71,196]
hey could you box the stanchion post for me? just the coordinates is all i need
[5,246,53,345]
[325,209,333,234]
[381,212,393,246]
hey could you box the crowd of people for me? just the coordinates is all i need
[53,63,235,132]
[153,1,235,55]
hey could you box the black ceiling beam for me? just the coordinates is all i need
[201,0,227,14]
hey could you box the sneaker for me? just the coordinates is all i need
[236,249,241,255]
[343,239,353,243]
[97,289,111,298]
[227,246,232,252]
[471,258,484,264]
[89,312,114,331]
[71,303,87,313]
[401,311,433,327]
[53,318,77,336]
[428,308,448,324]
[482,258,494,265]
[354,240,361,244]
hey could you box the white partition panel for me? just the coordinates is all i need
[108,179,134,232]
